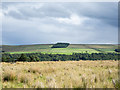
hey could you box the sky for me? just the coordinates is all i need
[1,2,118,45]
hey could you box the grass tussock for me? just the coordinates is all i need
[0,63,2,89]
[3,70,17,82]
[1,60,118,88]
[28,66,55,74]
[28,67,41,74]
[17,74,30,83]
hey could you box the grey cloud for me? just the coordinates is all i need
[2,2,118,45]
[63,2,118,27]
[3,2,71,20]
[5,10,28,20]
[2,2,118,27]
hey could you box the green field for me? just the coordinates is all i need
[2,44,118,55]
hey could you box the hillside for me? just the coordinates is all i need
[1,44,118,55]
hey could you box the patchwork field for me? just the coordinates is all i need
[1,61,119,88]
[2,44,118,54]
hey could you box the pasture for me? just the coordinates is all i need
[9,48,100,55]
[2,44,117,54]
[1,61,118,88]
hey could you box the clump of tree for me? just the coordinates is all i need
[51,43,70,48]
[115,49,120,52]
[17,54,30,62]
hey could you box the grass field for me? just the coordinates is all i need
[2,61,118,88]
[9,48,100,54]
[0,63,2,90]
[2,44,118,54]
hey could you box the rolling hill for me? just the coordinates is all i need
[1,44,118,55]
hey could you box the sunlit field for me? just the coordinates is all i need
[2,44,117,55]
[2,61,118,88]
[9,48,100,55]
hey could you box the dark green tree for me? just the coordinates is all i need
[18,54,30,61]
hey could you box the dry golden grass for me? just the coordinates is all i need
[0,62,2,89]
[1,60,119,88]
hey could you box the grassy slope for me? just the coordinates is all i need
[2,44,118,54]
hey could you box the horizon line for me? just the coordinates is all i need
[1,43,119,46]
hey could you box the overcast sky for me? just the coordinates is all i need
[2,2,118,45]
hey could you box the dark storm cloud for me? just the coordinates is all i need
[3,2,118,26]
[62,2,118,27]
[2,2,118,45]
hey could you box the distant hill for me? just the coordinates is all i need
[1,44,118,54]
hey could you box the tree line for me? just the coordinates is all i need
[2,52,119,62]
